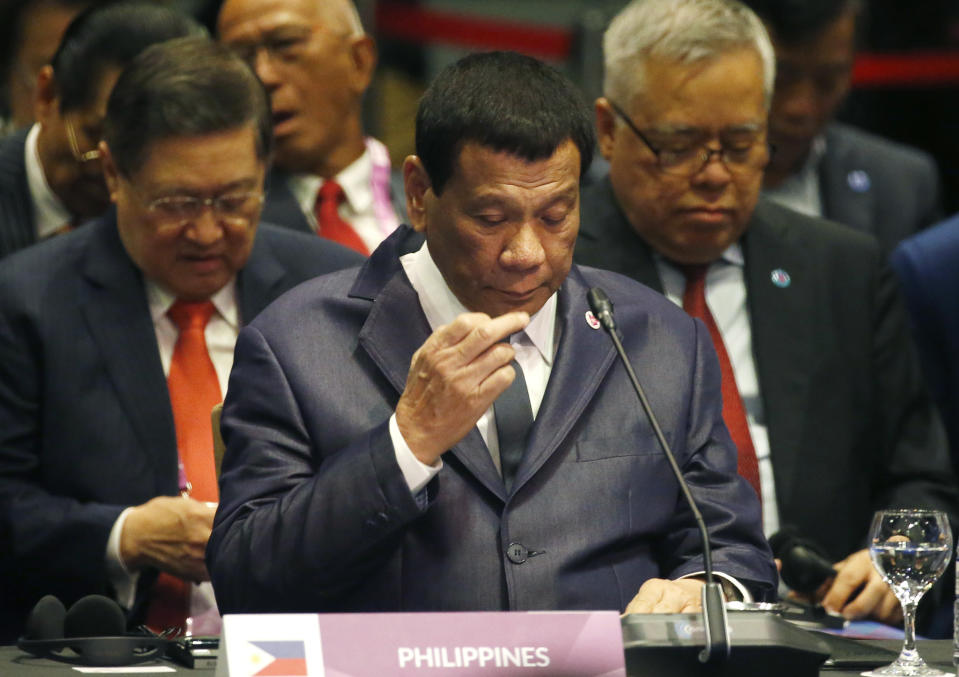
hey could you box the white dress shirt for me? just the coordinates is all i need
[655,245,780,537]
[105,279,239,621]
[763,135,826,219]
[288,146,393,254]
[24,123,72,239]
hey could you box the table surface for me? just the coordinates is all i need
[1,639,954,676]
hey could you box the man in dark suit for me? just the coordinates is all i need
[217,0,401,255]
[0,2,205,260]
[575,0,957,628]
[207,50,776,616]
[0,37,361,640]
[892,216,959,477]
[741,0,941,254]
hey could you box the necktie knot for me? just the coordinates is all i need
[168,300,216,333]
[679,263,709,286]
[317,179,345,207]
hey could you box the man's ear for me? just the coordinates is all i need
[403,155,431,233]
[34,66,59,125]
[99,141,120,203]
[595,97,619,162]
[347,34,377,95]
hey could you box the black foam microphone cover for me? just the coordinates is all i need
[63,595,127,638]
[23,595,66,640]
[769,527,837,595]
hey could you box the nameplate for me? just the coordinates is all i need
[217,611,626,676]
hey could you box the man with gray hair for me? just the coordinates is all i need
[0,36,360,639]
[575,0,958,627]
[217,0,402,255]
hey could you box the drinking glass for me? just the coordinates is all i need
[862,509,952,676]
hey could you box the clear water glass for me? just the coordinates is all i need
[862,509,952,676]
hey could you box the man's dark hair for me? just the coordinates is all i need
[50,1,205,113]
[0,0,99,117]
[740,0,864,45]
[415,51,595,195]
[104,36,273,177]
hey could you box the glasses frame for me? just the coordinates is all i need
[123,178,265,232]
[606,99,768,178]
[65,115,103,164]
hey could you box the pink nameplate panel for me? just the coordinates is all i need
[218,611,626,676]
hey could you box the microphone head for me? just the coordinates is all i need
[587,287,616,331]
[769,528,837,595]
[23,595,66,640]
[63,595,126,638]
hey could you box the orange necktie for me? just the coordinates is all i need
[315,180,369,255]
[145,299,221,633]
[681,264,762,502]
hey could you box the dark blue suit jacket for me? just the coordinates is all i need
[0,129,35,260]
[576,179,959,563]
[818,122,942,255]
[891,214,959,475]
[0,214,362,638]
[207,226,777,614]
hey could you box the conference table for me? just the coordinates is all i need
[0,639,953,676]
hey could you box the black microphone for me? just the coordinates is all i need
[769,527,837,595]
[587,287,730,663]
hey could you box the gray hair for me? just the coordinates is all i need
[603,0,775,110]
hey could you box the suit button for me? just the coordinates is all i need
[506,542,528,564]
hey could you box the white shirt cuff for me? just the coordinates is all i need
[105,508,141,609]
[389,413,442,495]
[679,571,753,604]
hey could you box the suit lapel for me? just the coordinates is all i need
[262,170,313,234]
[742,202,814,510]
[80,216,177,494]
[237,232,287,323]
[820,125,874,234]
[354,229,505,497]
[579,178,665,292]
[512,268,617,491]
[0,129,38,256]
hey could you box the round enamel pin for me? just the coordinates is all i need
[847,169,870,193]
[770,269,791,288]
[585,311,601,329]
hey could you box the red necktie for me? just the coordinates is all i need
[315,180,369,255]
[681,264,762,502]
[145,299,222,633]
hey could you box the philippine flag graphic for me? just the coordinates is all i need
[247,640,308,676]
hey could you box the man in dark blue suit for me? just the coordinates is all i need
[892,215,959,477]
[0,37,361,640]
[207,51,776,616]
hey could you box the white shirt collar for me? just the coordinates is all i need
[399,240,557,366]
[287,147,373,218]
[24,123,72,239]
[146,277,240,329]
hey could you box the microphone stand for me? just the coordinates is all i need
[588,287,730,663]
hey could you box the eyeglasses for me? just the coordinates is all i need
[607,100,769,178]
[65,116,102,164]
[128,182,265,231]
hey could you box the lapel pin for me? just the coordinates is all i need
[770,269,791,288]
[585,311,601,330]
[847,169,871,193]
